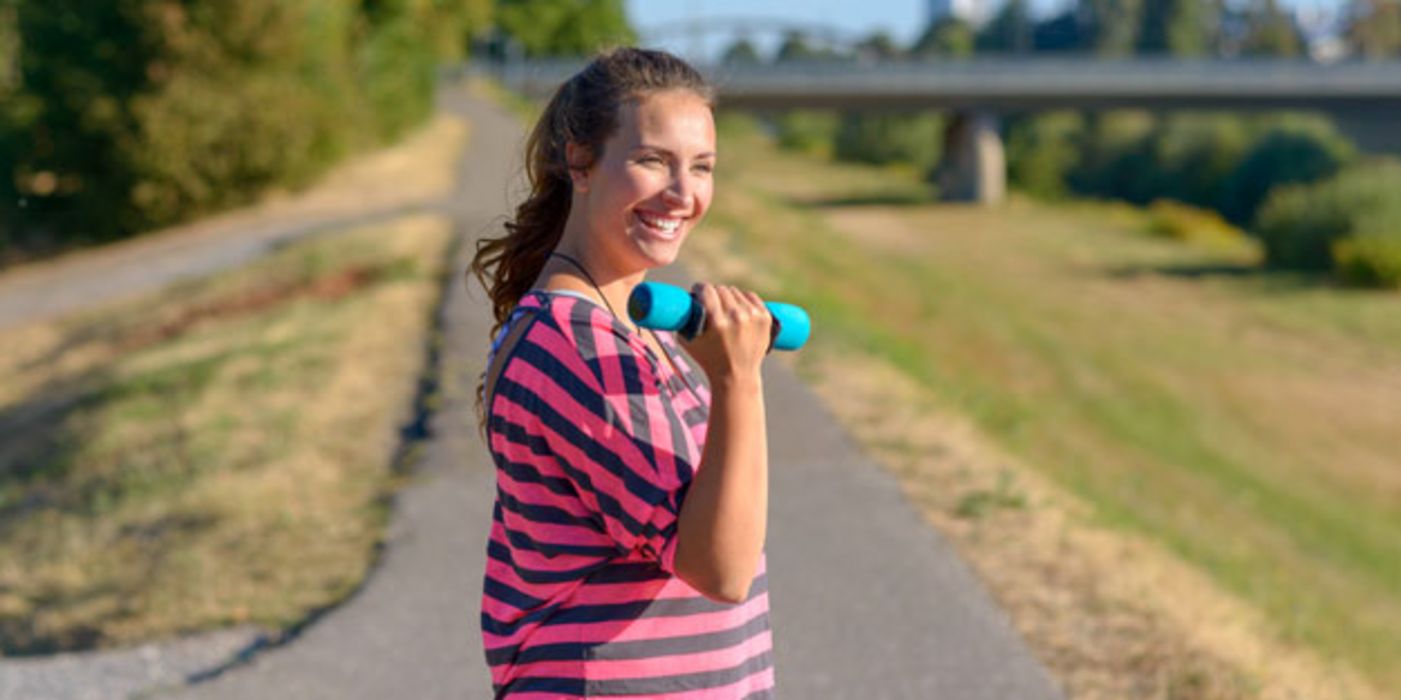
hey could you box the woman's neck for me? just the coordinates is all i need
[536,247,646,330]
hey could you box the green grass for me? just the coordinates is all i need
[701,117,1401,690]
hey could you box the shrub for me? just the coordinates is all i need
[773,110,839,157]
[1066,110,1157,203]
[1006,111,1084,200]
[1220,114,1355,226]
[1334,232,1401,289]
[1253,158,1401,274]
[832,112,943,170]
[1148,113,1252,209]
[1146,199,1246,247]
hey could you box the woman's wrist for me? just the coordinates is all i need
[709,371,764,396]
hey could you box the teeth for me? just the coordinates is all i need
[638,212,681,233]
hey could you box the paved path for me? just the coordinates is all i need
[4,86,1065,699]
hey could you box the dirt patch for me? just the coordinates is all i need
[114,265,388,354]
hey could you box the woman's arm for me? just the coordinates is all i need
[672,284,772,604]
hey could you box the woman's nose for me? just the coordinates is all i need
[662,173,694,209]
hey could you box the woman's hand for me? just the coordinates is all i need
[676,282,772,387]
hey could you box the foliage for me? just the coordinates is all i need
[911,17,975,58]
[1253,158,1401,278]
[721,37,761,65]
[976,0,1035,53]
[1085,0,1147,56]
[493,0,634,58]
[1239,0,1303,57]
[1006,111,1086,199]
[0,0,473,258]
[833,112,943,170]
[854,31,901,62]
[1010,110,1355,237]
[1137,0,1218,56]
[1145,199,1245,246]
[1333,231,1401,288]
[773,110,839,157]
[775,31,825,62]
[1220,114,1355,226]
[1346,0,1401,57]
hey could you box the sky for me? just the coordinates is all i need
[625,0,1349,61]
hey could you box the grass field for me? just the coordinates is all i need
[692,115,1400,694]
[0,216,452,652]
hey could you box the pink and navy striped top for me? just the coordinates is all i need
[481,289,775,698]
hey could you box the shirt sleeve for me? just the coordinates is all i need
[538,297,697,574]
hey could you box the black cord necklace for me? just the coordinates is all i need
[546,251,701,402]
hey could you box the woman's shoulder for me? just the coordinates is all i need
[520,290,641,359]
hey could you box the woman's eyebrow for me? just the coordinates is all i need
[634,144,716,159]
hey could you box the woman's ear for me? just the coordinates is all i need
[565,142,592,193]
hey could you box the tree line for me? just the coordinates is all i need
[0,0,631,266]
[745,0,1401,288]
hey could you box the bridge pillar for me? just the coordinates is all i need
[935,111,1006,205]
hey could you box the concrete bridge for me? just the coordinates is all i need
[489,58,1401,204]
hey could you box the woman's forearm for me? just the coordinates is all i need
[672,373,769,604]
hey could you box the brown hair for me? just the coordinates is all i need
[468,47,713,432]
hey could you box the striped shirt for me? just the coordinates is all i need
[481,289,776,698]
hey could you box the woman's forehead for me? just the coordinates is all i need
[613,91,715,153]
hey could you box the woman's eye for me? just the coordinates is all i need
[638,155,664,165]
[693,163,714,174]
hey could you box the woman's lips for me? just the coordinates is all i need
[634,210,686,240]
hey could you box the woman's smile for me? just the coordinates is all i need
[633,208,688,240]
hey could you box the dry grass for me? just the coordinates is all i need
[0,216,452,652]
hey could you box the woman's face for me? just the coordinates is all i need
[571,89,716,276]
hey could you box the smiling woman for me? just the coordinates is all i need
[467,48,777,698]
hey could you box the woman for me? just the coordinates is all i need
[468,47,776,698]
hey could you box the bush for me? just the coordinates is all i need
[773,110,839,156]
[1065,110,1157,203]
[1148,113,1252,209]
[1253,158,1401,274]
[1220,114,1355,226]
[832,112,943,170]
[1334,232,1401,289]
[1006,111,1084,199]
[1146,199,1246,247]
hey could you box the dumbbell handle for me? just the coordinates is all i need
[627,281,811,352]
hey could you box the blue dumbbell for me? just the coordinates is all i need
[628,281,811,352]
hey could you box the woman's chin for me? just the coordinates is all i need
[631,232,686,267]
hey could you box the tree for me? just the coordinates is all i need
[425,0,494,62]
[1084,0,1145,56]
[1138,0,1218,56]
[1346,0,1401,57]
[855,30,901,61]
[977,0,1035,53]
[1240,0,1303,57]
[775,31,821,62]
[494,0,635,58]
[721,37,762,65]
[3,0,450,250]
[911,17,975,58]
[1032,9,1094,52]
[0,0,16,93]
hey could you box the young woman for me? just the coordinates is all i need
[468,48,776,697]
